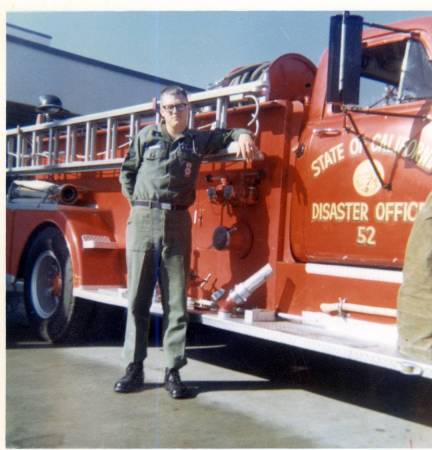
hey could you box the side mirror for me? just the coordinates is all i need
[327,13,363,105]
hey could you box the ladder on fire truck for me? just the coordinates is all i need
[6,78,268,175]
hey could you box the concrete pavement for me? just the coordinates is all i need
[6,306,432,448]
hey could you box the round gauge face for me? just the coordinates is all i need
[353,159,385,197]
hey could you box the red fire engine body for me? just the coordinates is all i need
[6,15,432,378]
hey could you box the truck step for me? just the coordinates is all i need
[73,286,161,315]
[73,285,432,379]
[196,312,432,380]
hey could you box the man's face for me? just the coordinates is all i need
[160,93,190,133]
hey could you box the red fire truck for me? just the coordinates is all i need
[6,14,432,378]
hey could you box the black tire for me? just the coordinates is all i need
[23,227,93,343]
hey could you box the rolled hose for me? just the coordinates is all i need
[9,180,84,205]
[57,184,79,204]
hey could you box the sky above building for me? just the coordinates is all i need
[6,9,431,89]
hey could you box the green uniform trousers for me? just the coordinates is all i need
[122,206,191,369]
[397,192,432,363]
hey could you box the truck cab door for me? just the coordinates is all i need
[291,35,432,268]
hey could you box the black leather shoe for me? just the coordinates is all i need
[114,362,144,393]
[164,368,190,399]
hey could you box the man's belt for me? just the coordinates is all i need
[132,200,188,210]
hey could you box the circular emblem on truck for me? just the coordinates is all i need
[353,159,385,197]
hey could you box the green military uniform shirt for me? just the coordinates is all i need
[119,123,251,207]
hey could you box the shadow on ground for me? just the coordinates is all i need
[185,323,432,428]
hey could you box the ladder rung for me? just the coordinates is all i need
[105,117,112,159]
[7,78,268,173]
[65,125,71,163]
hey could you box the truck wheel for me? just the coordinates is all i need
[24,227,93,342]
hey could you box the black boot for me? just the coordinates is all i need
[164,368,190,399]
[114,362,144,393]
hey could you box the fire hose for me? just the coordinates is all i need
[10,180,84,205]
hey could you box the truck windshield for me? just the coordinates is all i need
[359,38,432,107]
[399,39,432,102]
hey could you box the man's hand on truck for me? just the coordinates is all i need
[236,133,256,161]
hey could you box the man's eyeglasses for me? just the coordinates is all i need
[162,103,188,113]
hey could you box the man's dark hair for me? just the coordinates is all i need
[160,86,188,101]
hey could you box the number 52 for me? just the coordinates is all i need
[356,226,376,246]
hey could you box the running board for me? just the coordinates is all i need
[73,285,432,379]
[73,285,163,314]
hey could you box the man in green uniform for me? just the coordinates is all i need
[114,86,256,398]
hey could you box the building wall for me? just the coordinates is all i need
[6,31,200,126]
[7,23,52,45]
